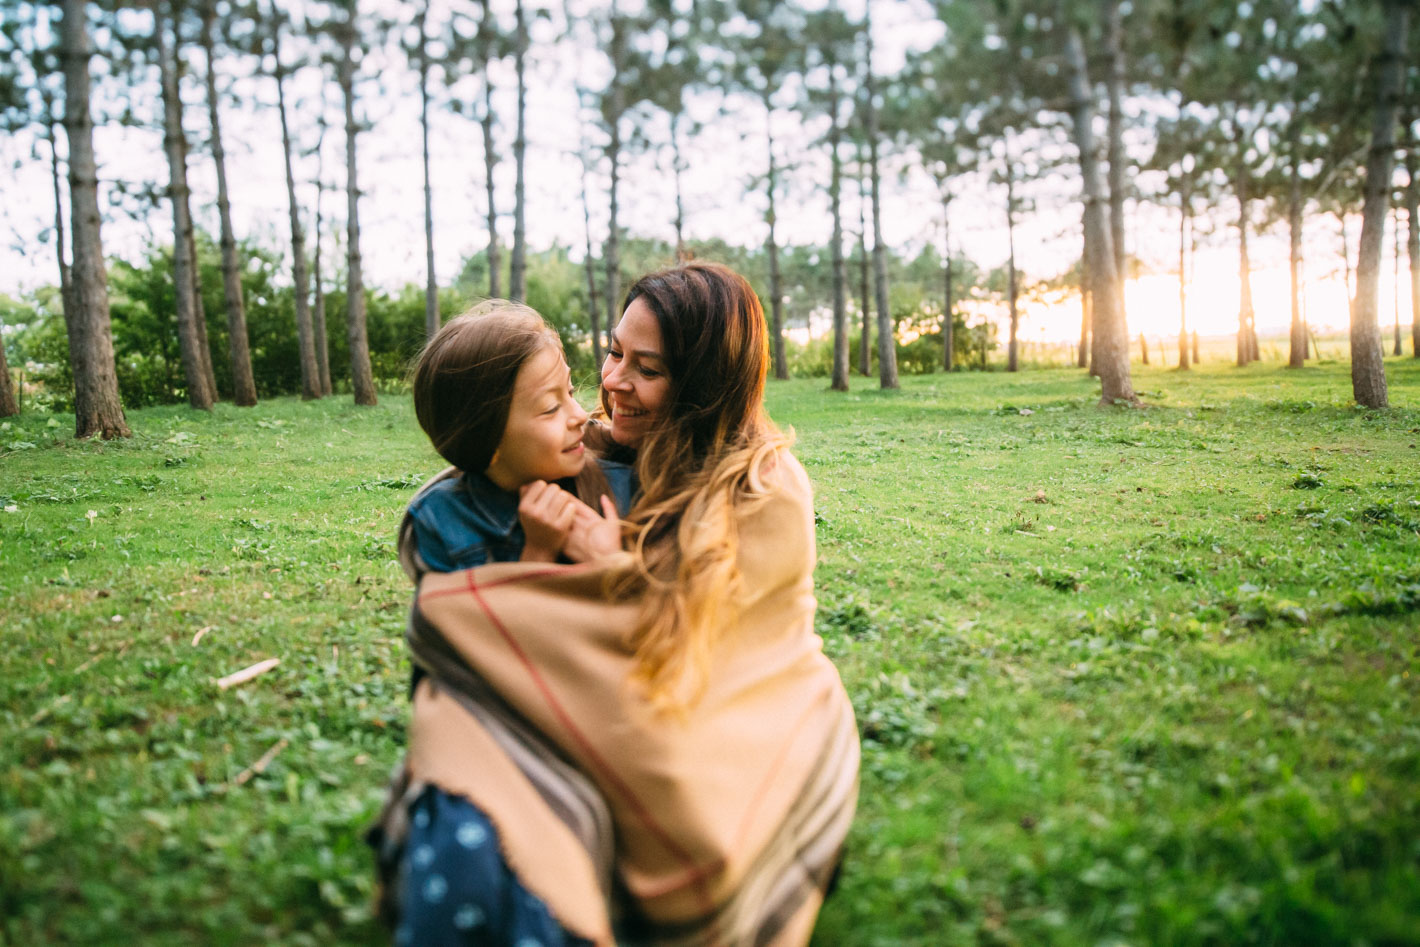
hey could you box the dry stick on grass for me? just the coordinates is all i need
[232,737,290,787]
[216,657,280,690]
[192,625,215,646]
[28,694,72,725]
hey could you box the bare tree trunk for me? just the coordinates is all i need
[480,0,500,299]
[0,311,16,416]
[1005,147,1019,373]
[672,111,687,262]
[274,22,320,400]
[1394,205,1404,356]
[1288,149,1306,368]
[45,104,76,324]
[338,12,377,406]
[510,0,528,302]
[1193,331,1201,365]
[942,198,953,372]
[604,9,625,338]
[312,111,333,395]
[60,0,129,436]
[1407,131,1419,358]
[765,95,787,381]
[1234,157,1255,367]
[829,60,849,392]
[156,1,213,411]
[1340,213,1353,300]
[202,0,256,406]
[579,146,602,365]
[418,7,439,339]
[1351,0,1408,409]
[1178,188,1190,369]
[864,24,898,390]
[1105,0,1128,328]
[1063,14,1135,406]
[857,161,870,376]
[1079,282,1091,369]
[1139,333,1149,365]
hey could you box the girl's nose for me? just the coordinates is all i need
[569,399,589,426]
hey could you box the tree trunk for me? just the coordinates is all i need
[418,7,438,339]
[480,0,500,299]
[1178,188,1190,369]
[202,0,256,406]
[1063,15,1135,406]
[829,60,849,392]
[0,310,16,416]
[1139,333,1149,365]
[1105,0,1128,328]
[1079,282,1091,369]
[312,116,333,396]
[857,161,870,376]
[672,111,687,262]
[942,198,953,373]
[274,24,320,400]
[156,1,213,411]
[864,26,898,390]
[338,12,377,406]
[765,95,787,381]
[46,106,76,325]
[60,0,129,437]
[604,10,625,338]
[510,0,528,302]
[580,149,602,366]
[1193,330,1201,365]
[1234,156,1255,367]
[1005,148,1019,373]
[1394,206,1404,356]
[1340,213,1353,300]
[1350,0,1408,409]
[1288,147,1306,368]
[1407,130,1419,358]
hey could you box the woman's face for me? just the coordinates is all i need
[602,297,670,448]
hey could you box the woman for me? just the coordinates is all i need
[376,262,859,945]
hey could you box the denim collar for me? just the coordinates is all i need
[459,471,520,538]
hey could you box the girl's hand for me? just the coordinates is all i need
[518,481,578,562]
[563,495,623,563]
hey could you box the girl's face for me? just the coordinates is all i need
[602,298,671,448]
[485,346,590,490]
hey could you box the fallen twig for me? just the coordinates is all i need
[216,657,280,690]
[232,737,290,786]
[28,694,71,725]
[192,625,215,646]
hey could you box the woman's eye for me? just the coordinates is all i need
[639,367,660,379]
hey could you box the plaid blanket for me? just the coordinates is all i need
[373,453,859,946]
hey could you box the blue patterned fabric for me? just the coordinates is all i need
[396,786,593,947]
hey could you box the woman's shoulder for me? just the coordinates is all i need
[751,444,812,502]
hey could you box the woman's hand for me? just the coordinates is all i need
[518,481,578,562]
[563,495,623,563]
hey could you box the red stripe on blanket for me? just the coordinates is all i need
[459,567,720,916]
[417,563,592,602]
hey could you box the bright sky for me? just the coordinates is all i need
[2,0,1413,345]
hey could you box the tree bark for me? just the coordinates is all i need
[1288,146,1306,368]
[580,148,602,365]
[764,94,787,380]
[1234,155,1255,366]
[1005,146,1019,373]
[510,0,528,302]
[418,7,439,339]
[174,86,218,401]
[312,113,333,395]
[1407,129,1419,358]
[1063,15,1135,406]
[857,160,870,376]
[864,23,898,390]
[202,0,256,406]
[1394,206,1404,356]
[480,0,500,299]
[46,104,76,325]
[338,11,377,406]
[156,0,213,411]
[1178,189,1189,369]
[0,311,16,417]
[1139,333,1149,365]
[1079,281,1091,369]
[1105,0,1128,328]
[829,59,849,392]
[942,197,953,373]
[60,0,129,436]
[1350,0,1408,409]
[672,112,687,262]
[604,7,625,338]
[273,21,320,400]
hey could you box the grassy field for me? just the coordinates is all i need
[2,357,1418,945]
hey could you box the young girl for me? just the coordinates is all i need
[380,300,632,944]
[402,300,632,577]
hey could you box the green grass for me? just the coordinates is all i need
[2,357,1418,945]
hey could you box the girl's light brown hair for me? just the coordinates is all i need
[411,301,556,475]
[609,262,791,708]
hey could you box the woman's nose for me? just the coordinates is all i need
[602,357,626,391]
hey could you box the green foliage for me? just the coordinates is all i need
[2,360,1419,943]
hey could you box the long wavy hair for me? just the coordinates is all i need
[607,262,791,708]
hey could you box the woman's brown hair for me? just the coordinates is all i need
[609,262,791,708]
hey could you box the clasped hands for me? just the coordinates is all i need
[518,481,623,564]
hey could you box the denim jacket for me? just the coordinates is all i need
[406,459,637,576]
